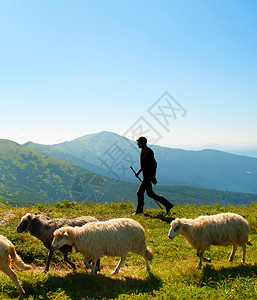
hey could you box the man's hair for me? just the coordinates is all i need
[136,136,147,144]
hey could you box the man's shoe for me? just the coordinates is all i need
[132,211,143,215]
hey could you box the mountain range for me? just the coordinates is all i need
[197,143,257,158]
[24,131,257,194]
[1,132,257,207]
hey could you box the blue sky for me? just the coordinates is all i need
[0,0,256,148]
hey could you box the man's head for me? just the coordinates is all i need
[137,136,147,148]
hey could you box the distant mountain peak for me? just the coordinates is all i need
[23,141,33,147]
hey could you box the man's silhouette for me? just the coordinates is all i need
[133,136,173,214]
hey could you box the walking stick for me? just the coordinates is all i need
[130,166,163,210]
[130,166,142,182]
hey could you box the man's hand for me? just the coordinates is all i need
[135,169,142,178]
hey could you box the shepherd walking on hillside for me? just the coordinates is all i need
[133,136,174,215]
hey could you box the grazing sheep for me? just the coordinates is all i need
[0,234,31,298]
[168,213,252,268]
[52,218,153,275]
[17,213,99,273]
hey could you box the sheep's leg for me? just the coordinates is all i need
[63,253,76,270]
[1,256,25,298]
[84,258,93,270]
[83,258,100,272]
[112,257,126,275]
[44,249,53,273]
[196,249,204,269]
[241,244,246,264]
[197,249,211,263]
[229,245,237,262]
[202,257,211,262]
[145,258,150,271]
[90,259,97,276]
[95,258,100,272]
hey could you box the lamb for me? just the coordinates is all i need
[168,212,252,268]
[51,218,153,275]
[0,234,31,298]
[17,213,100,273]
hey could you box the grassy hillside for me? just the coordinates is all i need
[0,199,256,299]
[0,139,97,205]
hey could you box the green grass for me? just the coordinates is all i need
[0,200,256,299]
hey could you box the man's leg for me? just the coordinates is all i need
[134,180,146,214]
[145,180,173,214]
[156,195,174,214]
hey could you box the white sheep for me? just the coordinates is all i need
[168,213,252,268]
[52,218,153,275]
[0,234,31,298]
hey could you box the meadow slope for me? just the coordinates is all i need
[0,200,256,299]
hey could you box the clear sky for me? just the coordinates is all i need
[0,0,256,149]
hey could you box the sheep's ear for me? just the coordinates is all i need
[170,218,179,225]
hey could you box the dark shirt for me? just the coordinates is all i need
[140,146,157,180]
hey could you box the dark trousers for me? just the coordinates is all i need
[136,177,171,213]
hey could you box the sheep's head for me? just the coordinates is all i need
[17,213,35,233]
[168,219,190,239]
[51,227,73,250]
